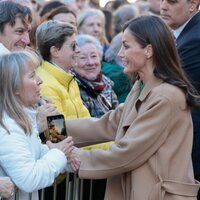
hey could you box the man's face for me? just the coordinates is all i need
[160,0,197,29]
[0,17,31,51]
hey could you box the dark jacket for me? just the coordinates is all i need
[176,11,200,177]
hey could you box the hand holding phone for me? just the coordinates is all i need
[47,114,67,143]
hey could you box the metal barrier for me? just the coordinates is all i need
[13,173,94,200]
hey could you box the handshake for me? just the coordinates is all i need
[46,136,81,172]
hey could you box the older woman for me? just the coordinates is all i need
[36,20,90,120]
[77,8,109,56]
[73,34,118,118]
[0,51,78,200]
[65,16,200,200]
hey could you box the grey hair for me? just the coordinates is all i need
[114,4,140,35]
[104,33,123,66]
[76,34,103,59]
[77,8,105,28]
[36,20,76,61]
[0,50,40,134]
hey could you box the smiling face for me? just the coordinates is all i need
[79,15,103,41]
[52,33,80,71]
[16,63,42,107]
[160,0,198,29]
[0,17,31,51]
[75,43,101,80]
[118,29,149,76]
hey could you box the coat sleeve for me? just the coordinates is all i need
[66,103,124,147]
[0,126,68,193]
[78,96,174,179]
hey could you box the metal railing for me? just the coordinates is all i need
[14,173,94,200]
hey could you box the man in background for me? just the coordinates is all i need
[160,0,200,198]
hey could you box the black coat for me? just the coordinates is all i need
[177,11,200,177]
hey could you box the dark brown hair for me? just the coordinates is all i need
[123,15,200,108]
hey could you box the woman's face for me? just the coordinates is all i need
[16,63,42,107]
[75,43,101,80]
[79,15,103,41]
[118,29,148,75]
[56,33,79,71]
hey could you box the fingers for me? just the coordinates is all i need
[70,156,81,172]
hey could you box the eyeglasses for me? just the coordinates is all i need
[63,42,77,51]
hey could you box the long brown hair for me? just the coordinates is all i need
[123,15,200,108]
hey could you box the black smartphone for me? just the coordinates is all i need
[47,114,67,143]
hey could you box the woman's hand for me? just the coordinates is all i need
[0,177,15,199]
[36,103,59,132]
[69,148,81,172]
[46,136,74,157]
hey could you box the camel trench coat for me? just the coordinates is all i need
[66,77,200,200]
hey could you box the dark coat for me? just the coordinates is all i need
[176,11,200,177]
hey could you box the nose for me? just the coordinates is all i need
[118,46,124,59]
[87,56,95,65]
[36,75,43,85]
[75,44,81,54]
[160,0,168,11]
[21,32,30,45]
[93,24,100,33]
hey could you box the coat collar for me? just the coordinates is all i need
[41,61,74,87]
[138,76,163,102]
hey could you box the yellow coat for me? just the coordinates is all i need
[36,61,90,119]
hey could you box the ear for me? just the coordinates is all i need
[189,0,199,12]
[50,46,59,59]
[145,44,153,59]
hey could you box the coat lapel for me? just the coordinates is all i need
[121,77,163,128]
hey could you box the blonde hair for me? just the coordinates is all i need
[0,50,40,134]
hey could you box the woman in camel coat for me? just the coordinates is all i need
[63,16,200,200]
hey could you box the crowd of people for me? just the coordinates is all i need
[0,0,200,200]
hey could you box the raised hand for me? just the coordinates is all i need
[36,103,59,132]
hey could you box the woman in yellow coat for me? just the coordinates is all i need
[36,20,90,119]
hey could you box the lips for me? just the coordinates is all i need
[160,14,170,19]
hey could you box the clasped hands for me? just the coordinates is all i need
[46,136,81,172]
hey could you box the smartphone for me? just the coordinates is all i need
[46,114,67,143]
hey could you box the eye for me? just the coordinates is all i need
[167,0,177,4]
[30,71,36,78]
[16,29,24,34]
[91,54,98,58]
[123,43,129,50]
[80,56,87,60]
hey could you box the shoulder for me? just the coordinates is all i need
[151,83,186,108]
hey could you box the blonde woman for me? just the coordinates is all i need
[0,51,78,200]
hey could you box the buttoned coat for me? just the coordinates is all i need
[67,77,199,200]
